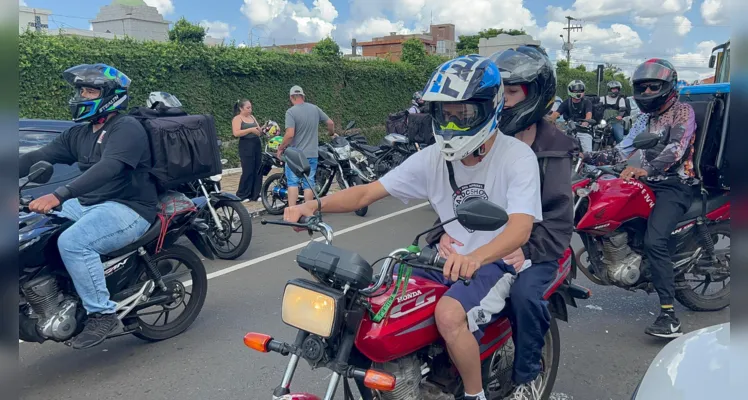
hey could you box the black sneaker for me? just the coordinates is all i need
[71,313,121,349]
[645,311,683,339]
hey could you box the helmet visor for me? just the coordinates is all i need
[492,50,542,84]
[430,99,495,138]
[149,92,183,108]
[633,62,673,83]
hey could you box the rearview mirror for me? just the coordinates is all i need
[345,120,356,130]
[709,55,716,68]
[28,161,54,184]
[598,119,607,128]
[632,133,660,150]
[455,199,509,232]
[283,148,310,178]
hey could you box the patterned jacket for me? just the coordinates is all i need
[583,101,697,182]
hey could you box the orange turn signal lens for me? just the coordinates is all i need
[243,332,272,352]
[363,369,396,391]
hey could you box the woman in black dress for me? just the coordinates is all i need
[232,99,263,202]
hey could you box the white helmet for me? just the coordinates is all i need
[423,55,504,161]
[147,91,183,109]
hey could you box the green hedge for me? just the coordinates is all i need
[19,33,426,165]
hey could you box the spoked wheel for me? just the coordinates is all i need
[675,222,730,311]
[130,245,208,341]
[260,172,288,215]
[479,318,560,400]
[207,201,252,260]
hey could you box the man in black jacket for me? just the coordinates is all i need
[19,64,158,349]
[429,46,576,399]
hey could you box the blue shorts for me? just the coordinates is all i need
[285,157,318,190]
[412,259,516,341]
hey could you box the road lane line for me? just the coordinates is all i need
[183,201,429,287]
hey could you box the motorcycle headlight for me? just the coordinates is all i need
[281,280,343,338]
[209,174,222,182]
[575,187,591,198]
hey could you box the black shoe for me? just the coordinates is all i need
[71,313,121,349]
[645,311,683,339]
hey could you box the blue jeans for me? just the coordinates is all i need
[611,122,625,143]
[285,157,318,190]
[57,199,150,314]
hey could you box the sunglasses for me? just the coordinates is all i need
[637,82,663,92]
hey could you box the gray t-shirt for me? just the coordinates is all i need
[284,102,330,158]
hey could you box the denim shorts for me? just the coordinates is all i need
[285,157,318,190]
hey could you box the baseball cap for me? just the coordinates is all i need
[290,85,305,96]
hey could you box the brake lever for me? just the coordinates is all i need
[404,261,471,286]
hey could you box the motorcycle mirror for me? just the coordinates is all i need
[28,161,54,184]
[282,148,311,178]
[455,199,509,232]
[345,120,356,130]
[632,132,660,150]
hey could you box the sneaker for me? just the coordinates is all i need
[510,374,544,400]
[242,199,251,203]
[70,313,121,349]
[645,310,683,338]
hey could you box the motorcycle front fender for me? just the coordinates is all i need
[185,219,216,260]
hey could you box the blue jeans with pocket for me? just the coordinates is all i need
[57,199,151,314]
[285,156,318,190]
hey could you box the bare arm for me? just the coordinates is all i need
[326,119,335,136]
[279,127,295,152]
[308,181,389,214]
[470,213,535,265]
[232,117,259,138]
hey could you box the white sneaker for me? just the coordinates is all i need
[510,374,544,400]
[242,199,251,203]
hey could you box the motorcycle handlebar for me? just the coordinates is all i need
[260,215,334,244]
[412,246,471,285]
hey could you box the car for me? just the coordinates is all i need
[630,323,729,399]
[19,119,81,199]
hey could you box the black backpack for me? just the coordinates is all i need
[129,107,222,193]
[386,110,409,134]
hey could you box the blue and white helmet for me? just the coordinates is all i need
[423,55,504,161]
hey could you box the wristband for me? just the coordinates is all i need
[53,185,73,203]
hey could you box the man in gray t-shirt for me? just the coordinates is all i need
[278,85,336,206]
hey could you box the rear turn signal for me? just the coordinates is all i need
[243,332,272,352]
[363,370,396,391]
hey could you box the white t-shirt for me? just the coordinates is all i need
[379,134,543,256]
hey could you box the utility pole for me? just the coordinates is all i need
[562,16,583,64]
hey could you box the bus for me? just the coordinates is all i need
[708,40,730,83]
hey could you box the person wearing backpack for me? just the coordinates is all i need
[20,64,158,349]
[599,81,631,143]
[426,46,576,399]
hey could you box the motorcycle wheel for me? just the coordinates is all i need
[352,177,368,217]
[260,172,288,215]
[675,222,730,311]
[574,247,606,286]
[131,245,208,342]
[206,201,252,260]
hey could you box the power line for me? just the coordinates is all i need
[562,16,583,64]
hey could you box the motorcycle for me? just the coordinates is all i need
[19,161,211,346]
[571,133,731,311]
[347,132,415,178]
[176,159,253,260]
[242,148,590,400]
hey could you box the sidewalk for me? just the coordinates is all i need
[220,168,341,217]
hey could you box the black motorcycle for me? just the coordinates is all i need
[346,132,415,177]
[19,161,211,346]
[324,131,370,217]
[260,149,336,215]
[178,173,253,260]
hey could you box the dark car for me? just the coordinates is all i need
[19,119,81,198]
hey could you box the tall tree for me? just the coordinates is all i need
[456,28,526,55]
[401,38,426,65]
[168,17,205,44]
[312,37,341,59]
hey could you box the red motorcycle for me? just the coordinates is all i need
[570,134,730,311]
[242,149,589,400]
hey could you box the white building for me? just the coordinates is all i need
[479,34,542,57]
[19,6,51,34]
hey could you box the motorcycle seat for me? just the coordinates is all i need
[680,192,729,222]
[104,219,163,258]
[359,144,384,155]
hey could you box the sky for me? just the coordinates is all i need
[20,0,731,81]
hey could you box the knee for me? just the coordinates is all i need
[435,297,467,342]
[57,229,81,253]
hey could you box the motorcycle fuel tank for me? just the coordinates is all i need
[576,175,655,233]
[383,133,409,147]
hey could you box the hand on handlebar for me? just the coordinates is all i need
[620,166,648,181]
[28,194,61,214]
[443,253,481,283]
[283,203,316,232]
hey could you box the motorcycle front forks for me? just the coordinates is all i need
[197,179,225,232]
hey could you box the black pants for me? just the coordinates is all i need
[236,137,262,200]
[643,178,693,306]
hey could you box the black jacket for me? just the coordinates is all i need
[426,119,577,263]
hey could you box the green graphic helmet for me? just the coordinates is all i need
[267,135,283,150]
[63,63,131,123]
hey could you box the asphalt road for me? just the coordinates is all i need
[18,197,729,400]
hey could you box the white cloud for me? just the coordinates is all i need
[200,20,235,39]
[673,15,692,36]
[352,18,415,38]
[546,0,692,21]
[241,0,339,43]
[19,0,27,6]
[632,16,658,28]
[701,0,728,25]
[537,21,643,55]
[241,0,287,26]
[144,0,175,15]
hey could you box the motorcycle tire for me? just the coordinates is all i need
[261,172,288,215]
[674,222,730,312]
[208,200,252,260]
[132,245,208,342]
[352,176,368,217]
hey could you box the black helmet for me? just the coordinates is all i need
[632,58,678,114]
[62,63,131,123]
[567,80,585,99]
[489,45,556,136]
[412,91,424,106]
[607,81,622,97]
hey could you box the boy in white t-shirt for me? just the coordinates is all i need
[284,55,542,400]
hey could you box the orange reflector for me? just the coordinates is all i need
[363,369,396,391]
[243,332,272,352]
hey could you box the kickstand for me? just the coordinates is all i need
[343,378,355,400]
